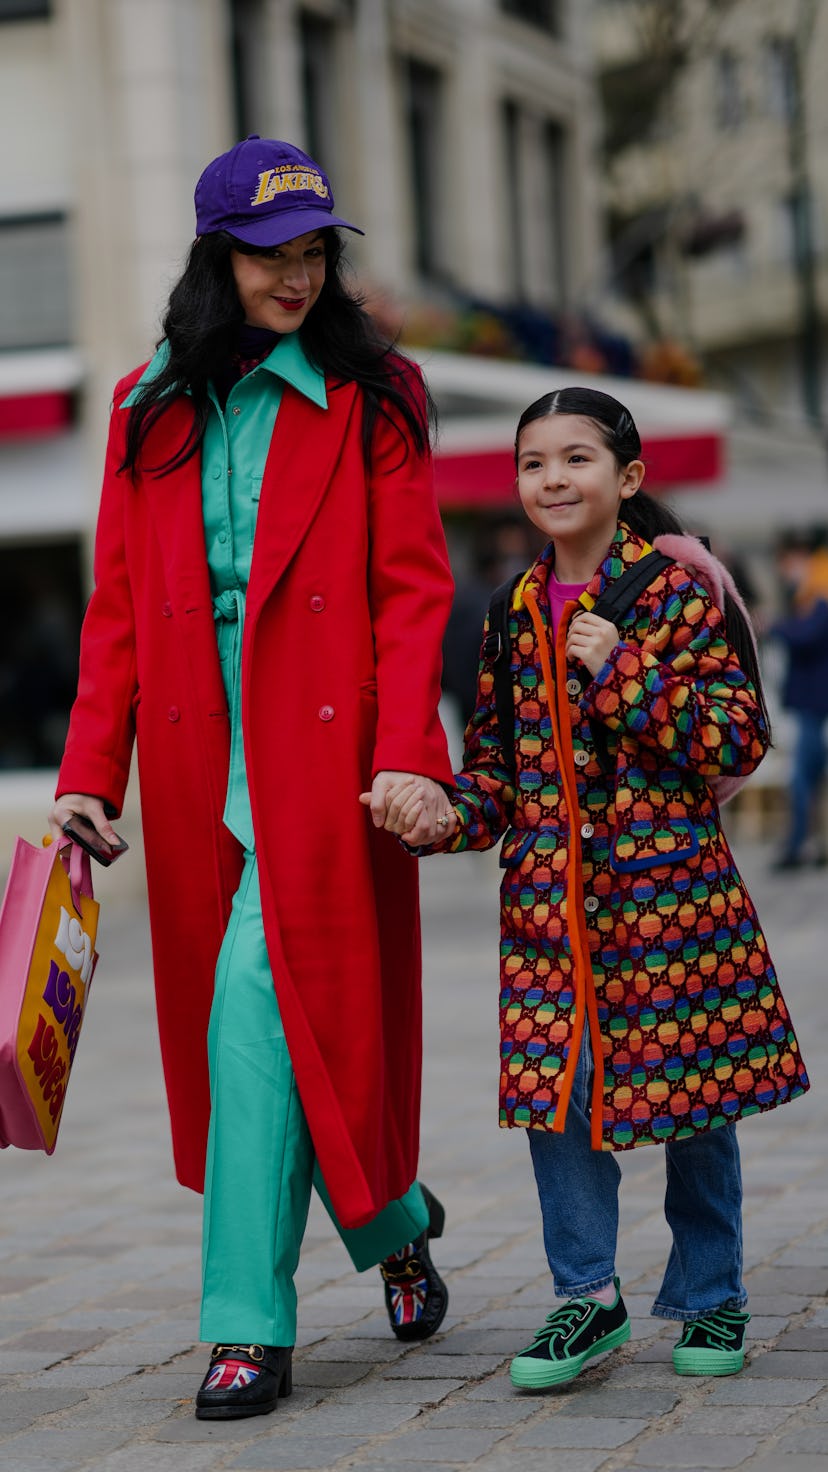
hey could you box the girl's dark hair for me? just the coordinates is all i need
[121,228,432,476]
[515,386,770,734]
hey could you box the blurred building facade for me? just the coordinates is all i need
[0,0,602,771]
[594,0,828,432]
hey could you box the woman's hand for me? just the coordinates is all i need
[565,611,620,677]
[48,794,121,848]
[359,771,456,846]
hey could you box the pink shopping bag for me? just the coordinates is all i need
[0,837,99,1153]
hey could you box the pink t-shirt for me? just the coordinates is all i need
[549,572,589,636]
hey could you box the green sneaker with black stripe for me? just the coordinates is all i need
[509,1278,631,1390]
[672,1307,750,1376]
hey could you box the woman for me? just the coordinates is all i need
[49,136,453,1419]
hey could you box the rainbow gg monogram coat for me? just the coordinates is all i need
[440,524,809,1151]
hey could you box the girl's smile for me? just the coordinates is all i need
[230,230,326,332]
[516,413,644,582]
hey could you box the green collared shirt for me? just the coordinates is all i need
[124,334,328,849]
[123,333,327,592]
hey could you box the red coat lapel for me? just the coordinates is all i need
[245,380,359,626]
[138,398,213,612]
[137,398,225,709]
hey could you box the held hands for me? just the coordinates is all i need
[359,771,457,846]
[565,611,620,678]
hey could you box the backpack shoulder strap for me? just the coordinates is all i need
[585,549,674,776]
[483,573,521,785]
[589,550,673,628]
[479,552,674,785]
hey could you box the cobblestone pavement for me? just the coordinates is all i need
[1,837,827,1472]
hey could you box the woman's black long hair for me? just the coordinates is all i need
[515,386,770,733]
[121,228,433,476]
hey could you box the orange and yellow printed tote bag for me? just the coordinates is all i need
[0,837,99,1153]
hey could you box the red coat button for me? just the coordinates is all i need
[310,595,326,612]
[168,706,180,722]
[318,705,335,722]
[162,602,172,618]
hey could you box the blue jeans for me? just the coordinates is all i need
[527,1030,747,1321]
[787,710,827,857]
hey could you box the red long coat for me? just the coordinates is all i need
[57,362,454,1228]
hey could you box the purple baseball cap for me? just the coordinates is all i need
[194,135,364,247]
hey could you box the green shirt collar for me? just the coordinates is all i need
[121,332,327,410]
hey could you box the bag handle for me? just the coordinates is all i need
[57,839,94,916]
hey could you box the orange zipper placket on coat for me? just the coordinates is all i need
[523,589,596,1137]
[554,605,608,1150]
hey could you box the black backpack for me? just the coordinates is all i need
[482,549,673,783]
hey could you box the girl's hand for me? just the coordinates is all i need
[379,776,457,845]
[359,772,456,845]
[48,794,120,848]
[565,611,620,677]
[385,779,458,846]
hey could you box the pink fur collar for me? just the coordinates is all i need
[651,534,757,805]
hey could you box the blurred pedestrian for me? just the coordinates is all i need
[442,515,535,729]
[768,529,828,870]
[384,386,809,1388]
[48,136,453,1419]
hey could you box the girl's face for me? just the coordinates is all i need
[230,229,326,332]
[516,413,643,554]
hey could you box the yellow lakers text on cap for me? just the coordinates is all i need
[250,168,330,206]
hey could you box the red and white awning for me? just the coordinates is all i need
[411,350,730,509]
[0,348,84,439]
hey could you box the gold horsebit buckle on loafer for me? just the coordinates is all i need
[380,1257,423,1283]
[210,1344,265,1362]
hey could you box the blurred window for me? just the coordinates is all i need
[764,35,797,122]
[500,0,561,34]
[404,58,446,281]
[543,119,567,307]
[0,539,83,770]
[0,1,51,18]
[300,11,338,174]
[501,99,525,299]
[774,192,800,268]
[775,190,823,268]
[501,104,568,306]
[0,212,71,350]
[229,0,257,139]
[607,207,660,300]
[715,49,742,130]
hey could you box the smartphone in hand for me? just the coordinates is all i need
[62,814,129,867]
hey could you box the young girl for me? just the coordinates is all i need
[385,386,809,1388]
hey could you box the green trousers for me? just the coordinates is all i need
[200,851,429,1345]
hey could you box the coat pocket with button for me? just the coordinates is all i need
[499,827,566,945]
[609,815,700,873]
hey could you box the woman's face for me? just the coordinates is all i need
[230,229,326,332]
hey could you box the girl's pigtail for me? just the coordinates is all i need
[723,594,772,742]
[651,518,772,743]
[621,490,684,543]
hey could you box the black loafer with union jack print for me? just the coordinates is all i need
[380,1184,448,1342]
[195,1343,292,1420]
